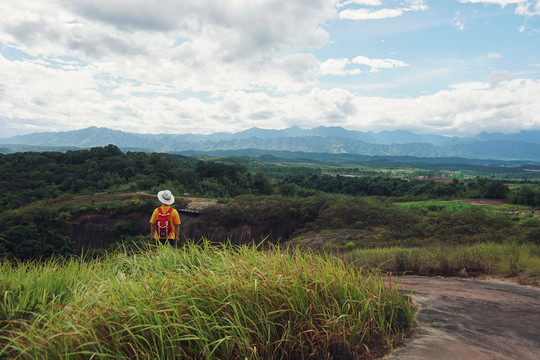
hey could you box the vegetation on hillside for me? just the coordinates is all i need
[2,145,540,210]
[1,145,539,261]
[0,145,270,210]
[345,243,540,280]
[202,195,539,247]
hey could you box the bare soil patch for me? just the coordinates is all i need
[185,201,222,211]
[453,198,510,206]
[454,198,539,216]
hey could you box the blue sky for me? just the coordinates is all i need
[1,0,539,138]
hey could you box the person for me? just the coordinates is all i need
[149,190,181,245]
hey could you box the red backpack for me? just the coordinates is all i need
[156,207,174,238]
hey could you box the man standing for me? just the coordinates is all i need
[149,190,181,245]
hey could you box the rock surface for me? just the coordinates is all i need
[386,276,540,360]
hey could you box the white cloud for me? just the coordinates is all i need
[338,0,428,20]
[0,0,539,139]
[0,0,335,94]
[319,55,408,75]
[486,71,518,87]
[458,0,540,16]
[320,58,353,76]
[339,8,404,20]
[348,76,540,135]
[143,76,540,135]
[407,0,429,11]
[56,0,336,60]
[337,0,383,7]
[452,11,466,30]
[351,55,409,72]
[0,0,168,59]
[2,48,537,137]
[515,0,540,16]
[449,81,490,90]
[319,58,364,75]
[457,0,524,7]
[487,52,503,58]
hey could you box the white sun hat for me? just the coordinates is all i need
[157,190,175,205]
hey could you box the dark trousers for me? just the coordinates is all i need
[156,238,177,246]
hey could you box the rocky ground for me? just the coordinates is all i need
[386,276,540,360]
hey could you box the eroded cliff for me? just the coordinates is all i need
[71,211,302,251]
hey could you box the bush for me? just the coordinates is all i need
[313,195,417,230]
[346,243,540,278]
[0,207,72,260]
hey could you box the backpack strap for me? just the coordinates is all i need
[158,207,174,215]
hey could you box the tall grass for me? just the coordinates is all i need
[1,242,415,359]
[345,243,540,278]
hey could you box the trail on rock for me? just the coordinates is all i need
[386,276,540,360]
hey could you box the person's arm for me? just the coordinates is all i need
[149,208,158,242]
[174,224,180,243]
[172,209,181,243]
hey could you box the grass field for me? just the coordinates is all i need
[345,243,540,280]
[0,242,415,359]
[396,199,528,214]
[287,199,540,284]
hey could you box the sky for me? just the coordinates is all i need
[1,0,539,138]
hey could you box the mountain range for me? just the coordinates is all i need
[1,126,540,161]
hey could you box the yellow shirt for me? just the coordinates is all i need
[149,206,181,239]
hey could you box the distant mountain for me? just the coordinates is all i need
[1,126,539,161]
[232,126,456,145]
[473,130,540,144]
[2,127,150,148]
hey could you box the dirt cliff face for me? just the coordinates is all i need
[71,212,150,251]
[71,212,301,251]
[180,215,303,245]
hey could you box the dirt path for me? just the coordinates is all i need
[386,276,540,360]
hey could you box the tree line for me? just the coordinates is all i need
[0,145,274,210]
[1,145,539,210]
[277,174,540,205]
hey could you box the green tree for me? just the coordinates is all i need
[483,180,509,199]
[511,185,538,206]
[252,172,274,195]
[279,183,297,197]
[0,207,72,260]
